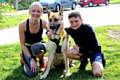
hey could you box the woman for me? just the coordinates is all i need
[19,2,50,77]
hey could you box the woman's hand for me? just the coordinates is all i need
[30,58,37,73]
[46,30,52,39]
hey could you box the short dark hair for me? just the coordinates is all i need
[68,11,82,20]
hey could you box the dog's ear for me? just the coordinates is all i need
[48,10,51,18]
[59,6,64,20]
[59,6,64,16]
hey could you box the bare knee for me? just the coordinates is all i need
[92,61,103,77]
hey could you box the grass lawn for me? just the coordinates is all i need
[0,14,29,29]
[0,13,47,29]
[0,25,120,80]
[110,0,120,4]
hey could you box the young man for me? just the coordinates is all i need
[65,12,106,77]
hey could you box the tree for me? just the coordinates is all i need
[0,9,3,21]
[6,0,39,10]
[6,0,21,10]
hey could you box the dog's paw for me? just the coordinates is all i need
[39,78,46,80]
[39,74,47,80]
[64,70,71,77]
[65,72,71,77]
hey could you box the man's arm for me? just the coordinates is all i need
[79,26,101,53]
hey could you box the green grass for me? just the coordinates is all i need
[110,0,120,4]
[0,13,47,29]
[95,25,120,80]
[0,25,120,80]
[0,14,29,29]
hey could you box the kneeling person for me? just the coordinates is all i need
[19,2,50,77]
[65,12,106,77]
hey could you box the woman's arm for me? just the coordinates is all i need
[42,20,50,31]
[19,22,31,58]
[42,20,52,39]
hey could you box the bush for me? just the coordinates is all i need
[18,0,39,10]
[0,9,3,21]
[110,0,120,4]
[0,4,14,12]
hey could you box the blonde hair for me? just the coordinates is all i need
[29,2,43,13]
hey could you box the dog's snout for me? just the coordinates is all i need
[50,24,61,30]
[50,25,55,30]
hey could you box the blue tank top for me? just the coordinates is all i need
[25,19,43,45]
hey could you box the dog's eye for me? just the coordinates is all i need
[54,18,58,22]
[49,19,52,22]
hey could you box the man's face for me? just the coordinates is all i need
[69,17,82,30]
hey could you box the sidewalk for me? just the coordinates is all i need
[2,10,28,16]
[0,26,47,45]
[0,10,28,45]
[0,27,19,45]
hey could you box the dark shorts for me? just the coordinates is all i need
[22,42,46,77]
[90,52,103,63]
[80,52,106,70]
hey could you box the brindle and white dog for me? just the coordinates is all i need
[40,8,71,79]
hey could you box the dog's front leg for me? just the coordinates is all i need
[40,40,57,79]
[62,34,71,77]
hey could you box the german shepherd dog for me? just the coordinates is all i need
[40,8,71,79]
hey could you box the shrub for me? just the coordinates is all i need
[0,9,3,21]
[18,0,39,10]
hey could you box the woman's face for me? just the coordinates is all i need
[69,17,82,30]
[29,5,42,20]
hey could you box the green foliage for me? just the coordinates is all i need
[0,9,3,20]
[0,25,120,80]
[110,0,120,4]
[18,0,39,10]
[6,0,14,4]
[0,4,14,12]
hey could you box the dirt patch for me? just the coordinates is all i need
[108,30,120,40]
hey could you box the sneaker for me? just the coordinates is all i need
[40,59,47,72]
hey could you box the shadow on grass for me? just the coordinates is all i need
[46,66,97,80]
[5,66,38,80]
[65,70,97,80]
[5,65,97,80]
[5,65,65,80]
[46,65,65,80]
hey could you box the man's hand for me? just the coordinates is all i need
[73,45,79,52]
[73,45,82,56]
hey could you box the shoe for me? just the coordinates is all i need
[40,59,47,72]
